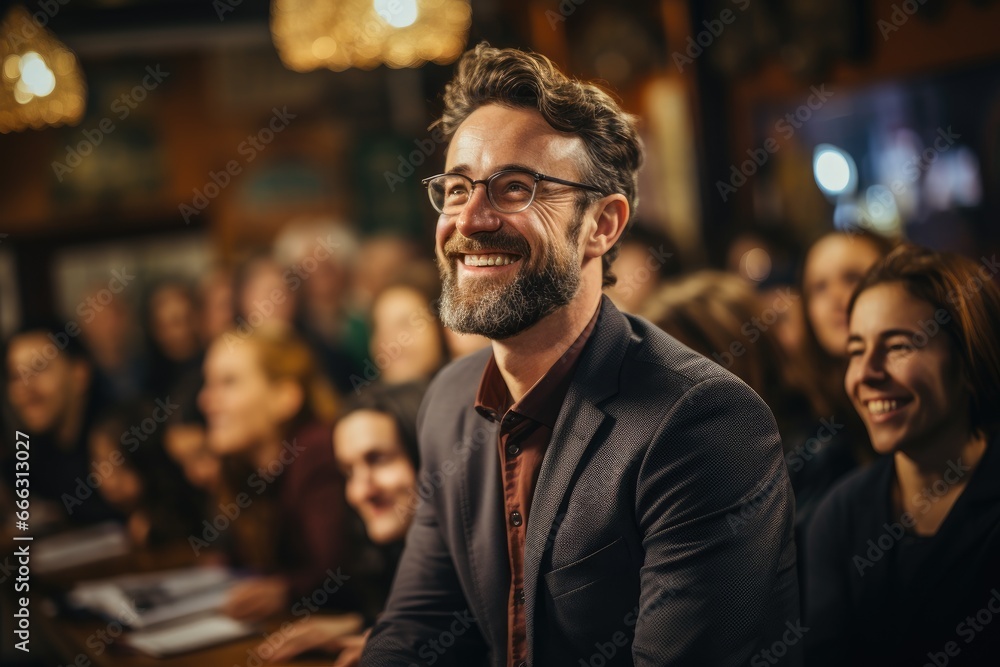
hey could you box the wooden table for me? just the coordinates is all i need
[26,542,342,667]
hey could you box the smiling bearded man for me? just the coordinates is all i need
[361,43,800,667]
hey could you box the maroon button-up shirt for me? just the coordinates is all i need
[474,301,601,667]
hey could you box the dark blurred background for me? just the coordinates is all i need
[1,0,998,328]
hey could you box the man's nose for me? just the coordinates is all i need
[454,185,501,238]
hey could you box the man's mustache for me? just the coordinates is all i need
[443,230,531,258]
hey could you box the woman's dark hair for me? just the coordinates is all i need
[435,42,643,287]
[847,244,1000,438]
[337,381,427,469]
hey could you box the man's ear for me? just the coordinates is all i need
[582,194,630,260]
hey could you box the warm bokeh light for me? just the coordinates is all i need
[0,6,86,133]
[270,0,471,72]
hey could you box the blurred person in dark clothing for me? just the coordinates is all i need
[3,323,116,526]
[806,244,1000,666]
[258,381,427,667]
[77,280,147,405]
[144,280,204,398]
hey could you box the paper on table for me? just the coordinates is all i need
[33,522,130,574]
[122,612,255,657]
[68,565,240,629]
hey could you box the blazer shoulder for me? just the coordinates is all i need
[622,312,755,396]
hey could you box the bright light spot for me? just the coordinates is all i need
[374,0,418,28]
[311,36,337,60]
[740,247,772,283]
[864,185,898,232]
[18,51,56,97]
[3,55,21,81]
[13,80,33,105]
[813,144,856,196]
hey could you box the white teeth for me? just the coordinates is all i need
[867,399,900,415]
[463,254,518,267]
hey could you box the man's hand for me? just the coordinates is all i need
[262,616,367,663]
[223,576,289,621]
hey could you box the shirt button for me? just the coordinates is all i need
[506,443,521,457]
[510,511,523,527]
[518,662,527,667]
[516,589,525,604]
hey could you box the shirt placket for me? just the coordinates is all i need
[499,414,529,667]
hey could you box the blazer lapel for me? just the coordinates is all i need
[523,297,630,658]
[458,406,509,657]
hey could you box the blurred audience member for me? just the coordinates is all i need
[275,219,366,394]
[797,229,895,483]
[3,323,116,525]
[78,282,147,405]
[145,280,203,398]
[233,254,298,335]
[261,382,426,666]
[606,224,679,314]
[364,269,447,388]
[806,244,1000,666]
[163,394,221,495]
[88,402,206,546]
[198,266,236,346]
[199,327,347,622]
[351,234,421,310]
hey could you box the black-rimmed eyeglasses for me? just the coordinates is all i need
[421,169,605,215]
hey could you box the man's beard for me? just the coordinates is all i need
[437,221,582,340]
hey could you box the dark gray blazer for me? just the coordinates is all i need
[362,297,800,666]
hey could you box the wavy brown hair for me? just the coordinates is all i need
[848,244,1000,438]
[434,42,643,287]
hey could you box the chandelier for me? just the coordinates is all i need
[0,5,86,133]
[271,0,471,72]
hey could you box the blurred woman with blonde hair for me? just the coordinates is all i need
[199,326,348,621]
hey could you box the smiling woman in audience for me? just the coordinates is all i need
[199,326,349,622]
[259,381,426,666]
[805,244,1000,666]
